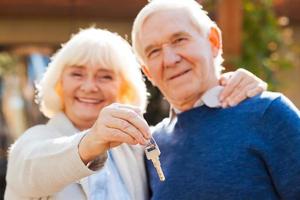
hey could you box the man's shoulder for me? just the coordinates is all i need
[258,91,299,117]
[237,91,298,118]
[246,91,281,104]
[238,91,284,111]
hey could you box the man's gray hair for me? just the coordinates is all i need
[131,0,224,72]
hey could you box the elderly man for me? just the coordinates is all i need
[132,0,300,199]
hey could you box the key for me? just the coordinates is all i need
[144,137,165,181]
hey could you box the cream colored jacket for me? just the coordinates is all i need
[5,113,148,200]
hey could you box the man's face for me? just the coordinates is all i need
[139,10,219,111]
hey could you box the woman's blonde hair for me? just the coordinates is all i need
[36,27,148,118]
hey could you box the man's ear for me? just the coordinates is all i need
[141,65,155,86]
[209,27,222,57]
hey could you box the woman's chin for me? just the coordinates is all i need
[72,111,98,125]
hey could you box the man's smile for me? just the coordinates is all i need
[168,69,192,81]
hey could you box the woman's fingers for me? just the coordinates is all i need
[223,82,253,107]
[219,71,234,86]
[219,68,268,107]
[105,127,139,145]
[96,103,151,145]
[246,82,267,97]
[106,117,148,145]
[221,82,267,108]
[78,103,150,164]
[108,105,151,140]
[223,78,253,107]
[219,70,243,102]
[110,103,144,116]
[109,142,122,149]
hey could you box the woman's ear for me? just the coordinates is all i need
[141,65,155,86]
[209,27,222,57]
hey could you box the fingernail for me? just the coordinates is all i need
[221,102,226,108]
[140,140,146,145]
[223,102,229,108]
[229,101,236,107]
[219,95,224,101]
[143,139,151,146]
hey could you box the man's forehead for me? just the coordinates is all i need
[140,11,193,41]
[142,9,189,26]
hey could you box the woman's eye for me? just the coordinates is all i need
[98,75,113,80]
[71,72,83,77]
[103,75,112,80]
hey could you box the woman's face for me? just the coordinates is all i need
[60,64,121,130]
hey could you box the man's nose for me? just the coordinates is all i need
[81,79,99,92]
[162,46,181,68]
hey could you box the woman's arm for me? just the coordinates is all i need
[219,68,267,108]
[5,125,105,198]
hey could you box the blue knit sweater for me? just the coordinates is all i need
[147,92,300,200]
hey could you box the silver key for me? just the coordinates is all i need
[144,137,165,181]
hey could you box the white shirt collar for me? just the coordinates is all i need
[172,85,224,114]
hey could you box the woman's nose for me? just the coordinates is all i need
[80,79,99,92]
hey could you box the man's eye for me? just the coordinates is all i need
[148,49,160,58]
[174,37,186,44]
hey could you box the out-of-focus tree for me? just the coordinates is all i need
[0,52,17,197]
[202,0,295,90]
[0,53,18,76]
[238,0,293,90]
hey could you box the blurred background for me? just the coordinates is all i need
[0,0,299,197]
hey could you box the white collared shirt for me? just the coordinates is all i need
[173,85,224,114]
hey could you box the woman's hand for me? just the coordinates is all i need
[78,103,151,164]
[219,68,267,108]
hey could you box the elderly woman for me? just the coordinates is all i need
[5,28,266,200]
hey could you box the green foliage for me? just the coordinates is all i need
[0,53,19,76]
[203,0,293,90]
[236,0,292,90]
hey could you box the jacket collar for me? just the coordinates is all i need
[47,113,91,197]
[47,112,80,137]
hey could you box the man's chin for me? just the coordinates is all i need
[166,92,198,109]
[168,92,192,102]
